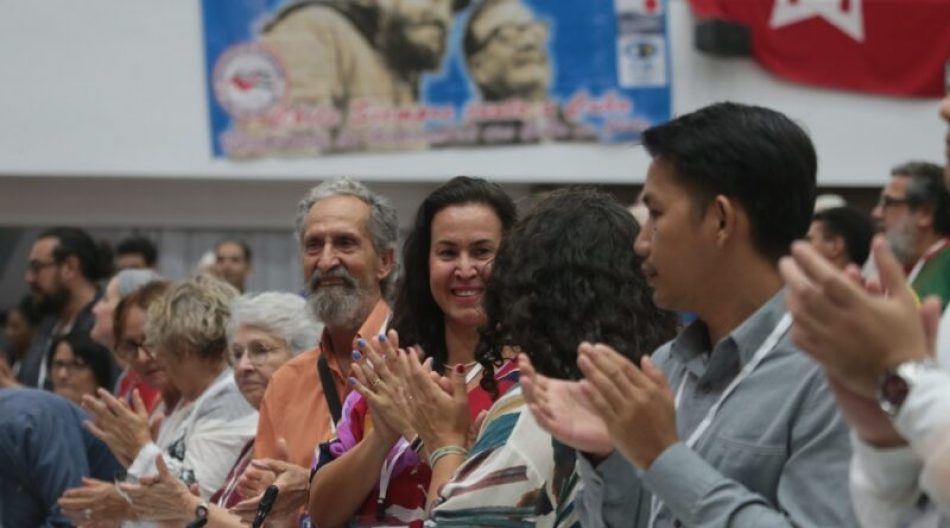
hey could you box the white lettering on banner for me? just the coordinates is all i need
[769,0,865,42]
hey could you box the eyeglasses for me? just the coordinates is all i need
[26,260,57,274]
[116,339,154,360]
[51,359,89,373]
[877,195,910,208]
[231,342,281,366]
[471,21,549,55]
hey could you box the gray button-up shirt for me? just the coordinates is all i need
[578,290,858,527]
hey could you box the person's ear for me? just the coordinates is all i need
[914,205,935,230]
[376,247,395,283]
[467,54,495,90]
[61,255,80,281]
[710,195,738,247]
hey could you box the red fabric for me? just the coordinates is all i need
[116,369,161,414]
[688,0,950,97]
[210,439,255,508]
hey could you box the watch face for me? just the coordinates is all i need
[196,505,209,518]
[881,372,910,409]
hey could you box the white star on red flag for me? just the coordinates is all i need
[769,0,865,42]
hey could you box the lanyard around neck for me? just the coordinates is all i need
[649,312,792,527]
[907,238,950,285]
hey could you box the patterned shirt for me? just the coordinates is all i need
[427,385,581,528]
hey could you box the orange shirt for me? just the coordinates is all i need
[254,299,391,468]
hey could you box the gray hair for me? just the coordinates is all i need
[294,177,399,297]
[892,161,950,235]
[115,269,163,299]
[226,292,320,357]
[146,273,239,362]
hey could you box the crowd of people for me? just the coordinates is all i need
[0,95,949,528]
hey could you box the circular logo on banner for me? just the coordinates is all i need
[213,43,287,119]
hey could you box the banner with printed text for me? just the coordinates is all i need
[202,0,672,158]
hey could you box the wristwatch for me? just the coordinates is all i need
[877,358,939,417]
[186,500,209,528]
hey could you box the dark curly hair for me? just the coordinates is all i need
[391,176,517,373]
[477,188,677,394]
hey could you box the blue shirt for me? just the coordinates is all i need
[0,388,122,527]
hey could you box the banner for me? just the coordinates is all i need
[202,0,671,158]
[689,0,950,98]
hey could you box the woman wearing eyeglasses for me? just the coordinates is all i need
[47,333,113,405]
[90,269,164,413]
[58,279,180,524]
[89,292,320,528]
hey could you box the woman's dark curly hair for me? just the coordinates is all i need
[391,176,517,373]
[477,188,677,394]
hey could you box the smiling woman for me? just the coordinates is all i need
[308,176,518,528]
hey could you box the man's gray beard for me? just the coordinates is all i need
[308,285,370,331]
[888,219,919,265]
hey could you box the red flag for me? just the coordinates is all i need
[688,0,950,97]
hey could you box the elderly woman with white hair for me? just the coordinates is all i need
[114,291,321,527]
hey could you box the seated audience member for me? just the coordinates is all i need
[83,274,257,499]
[780,94,950,527]
[47,333,113,405]
[806,206,874,270]
[19,227,113,389]
[872,161,950,310]
[309,176,518,527]
[91,269,163,351]
[364,189,675,526]
[59,280,181,523]
[213,238,253,293]
[521,103,858,527]
[90,268,163,410]
[2,295,41,378]
[240,178,397,523]
[0,388,122,527]
[115,235,159,271]
[113,292,320,526]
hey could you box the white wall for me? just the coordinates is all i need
[0,0,945,227]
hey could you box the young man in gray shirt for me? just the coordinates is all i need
[520,102,858,527]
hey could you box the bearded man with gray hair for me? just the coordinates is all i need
[243,177,396,520]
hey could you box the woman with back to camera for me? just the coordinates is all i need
[308,176,519,527]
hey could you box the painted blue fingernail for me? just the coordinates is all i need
[352,350,362,361]
[357,338,367,348]
[347,377,357,386]
[378,333,387,343]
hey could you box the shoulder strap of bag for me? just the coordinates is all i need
[317,355,342,424]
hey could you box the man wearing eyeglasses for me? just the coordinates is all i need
[461,0,594,145]
[18,227,113,389]
[872,161,950,310]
